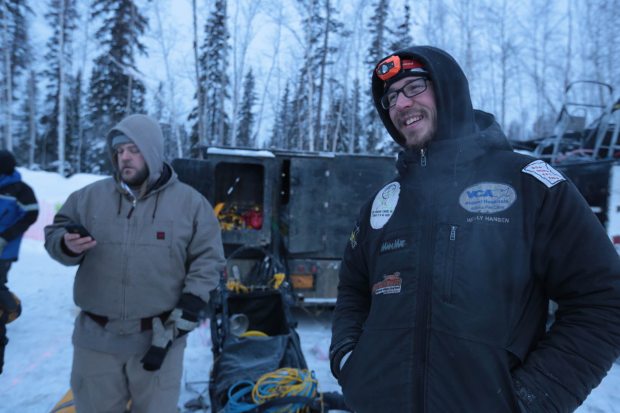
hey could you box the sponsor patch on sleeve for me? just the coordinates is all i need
[521,160,565,188]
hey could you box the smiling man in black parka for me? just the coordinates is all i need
[330,45,620,412]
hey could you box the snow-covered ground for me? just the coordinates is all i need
[1,168,618,412]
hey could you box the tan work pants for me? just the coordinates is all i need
[70,339,185,413]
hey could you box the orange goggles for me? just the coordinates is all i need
[375,55,425,82]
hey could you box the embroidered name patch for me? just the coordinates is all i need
[380,238,406,253]
[522,160,565,187]
[370,182,400,229]
[372,272,402,295]
[459,182,517,213]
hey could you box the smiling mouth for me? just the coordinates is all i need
[404,114,423,126]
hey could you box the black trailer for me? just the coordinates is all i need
[172,148,397,305]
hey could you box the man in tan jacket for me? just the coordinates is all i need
[45,114,225,412]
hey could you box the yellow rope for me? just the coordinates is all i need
[239,330,268,338]
[251,368,318,413]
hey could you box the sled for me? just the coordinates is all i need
[50,389,131,413]
[50,389,74,413]
[197,245,350,413]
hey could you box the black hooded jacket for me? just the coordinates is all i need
[330,46,620,412]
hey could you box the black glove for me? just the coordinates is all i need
[0,237,7,256]
[167,293,207,338]
[0,290,21,324]
[141,317,174,371]
[0,325,7,375]
[141,293,207,371]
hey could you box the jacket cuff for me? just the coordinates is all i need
[513,377,534,412]
[176,293,207,322]
[329,337,357,379]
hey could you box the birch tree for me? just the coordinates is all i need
[0,0,31,151]
[578,0,620,97]
[41,0,77,175]
[294,0,320,151]
[520,0,564,136]
[14,68,36,165]
[25,68,36,165]
[56,1,67,174]
[229,0,261,146]
[152,0,182,157]
[424,0,448,50]
[483,0,519,129]
[189,0,204,154]
[315,0,346,151]
[255,0,288,148]
[1,0,10,149]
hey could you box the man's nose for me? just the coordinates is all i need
[393,91,413,108]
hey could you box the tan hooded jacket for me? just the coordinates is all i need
[44,115,225,352]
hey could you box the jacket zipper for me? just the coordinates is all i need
[414,221,433,412]
[412,146,429,411]
[123,194,136,319]
[442,225,458,302]
[413,147,431,410]
[127,198,137,219]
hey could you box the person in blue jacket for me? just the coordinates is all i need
[0,150,39,374]
[329,46,620,412]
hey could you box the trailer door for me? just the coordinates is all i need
[171,158,215,202]
[287,157,330,254]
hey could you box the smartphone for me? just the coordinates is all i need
[65,223,93,239]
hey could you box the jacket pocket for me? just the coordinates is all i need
[435,224,459,303]
[338,327,414,412]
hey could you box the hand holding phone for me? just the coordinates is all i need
[65,223,93,239]
[64,223,96,254]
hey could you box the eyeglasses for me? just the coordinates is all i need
[380,78,429,109]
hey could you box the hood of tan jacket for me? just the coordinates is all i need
[106,114,164,189]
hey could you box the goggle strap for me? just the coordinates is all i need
[402,59,424,71]
[376,56,426,82]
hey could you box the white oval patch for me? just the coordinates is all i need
[371,182,400,229]
[459,182,516,213]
